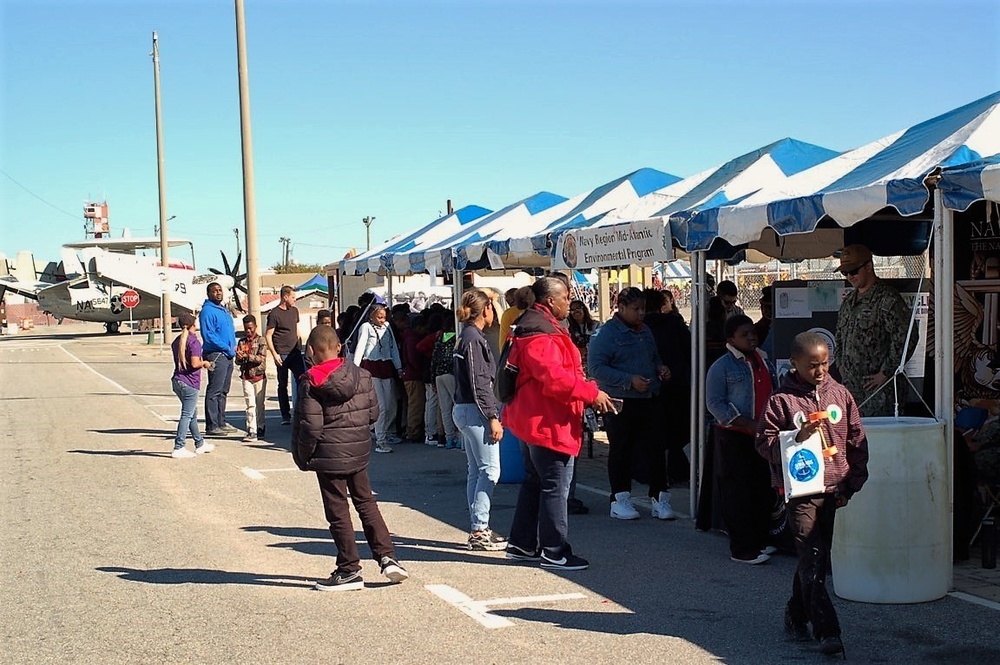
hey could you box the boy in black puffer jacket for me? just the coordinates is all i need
[293,325,409,591]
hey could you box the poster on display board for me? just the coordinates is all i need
[770,279,929,396]
[551,218,673,271]
[952,212,1000,421]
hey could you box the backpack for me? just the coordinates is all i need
[493,337,519,404]
[430,332,456,378]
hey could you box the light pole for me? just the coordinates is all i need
[233,227,240,257]
[151,32,171,343]
[279,236,291,269]
[363,216,375,251]
[235,0,262,326]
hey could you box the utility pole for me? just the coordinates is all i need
[151,32,171,344]
[233,227,240,257]
[279,236,291,269]
[363,216,375,251]
[235,0,262,325]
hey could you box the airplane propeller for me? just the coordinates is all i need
[210,250,249,312]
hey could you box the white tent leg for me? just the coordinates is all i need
[691,251,707,519]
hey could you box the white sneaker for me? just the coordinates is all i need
[374,443,394,454]
[610,491,640,520]
[195,442,216,455]
[651,491,676,520]
[171,448,197,459]
[424,436,438,446]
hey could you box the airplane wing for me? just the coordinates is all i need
[0,274,47,300]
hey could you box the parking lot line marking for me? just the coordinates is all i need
[479,592,586,607]
[949,591,1000,611]
[426,584,513,629]
[60,345,131,395]
[426,584,588,629]
[241,467,266,480]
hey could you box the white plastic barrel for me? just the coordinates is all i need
[831,416,949,603]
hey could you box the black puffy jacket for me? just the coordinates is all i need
[292,358,379,475]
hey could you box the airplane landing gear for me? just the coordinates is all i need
[105,321,121,334]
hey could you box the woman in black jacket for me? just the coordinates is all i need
[453,288,506,551]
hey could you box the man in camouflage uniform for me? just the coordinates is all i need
[834,244,917,417]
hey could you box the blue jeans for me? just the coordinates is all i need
[172,378,204,449]
[277,353,300,420]
[453,403,501,531]
[204,353,233,431]
[508,442,574,557]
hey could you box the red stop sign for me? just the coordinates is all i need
[121,289,141,309]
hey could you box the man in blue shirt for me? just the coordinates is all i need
[198,282,237,435]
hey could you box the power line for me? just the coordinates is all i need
[0,168,81,220]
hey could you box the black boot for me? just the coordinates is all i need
[819,635,845,659]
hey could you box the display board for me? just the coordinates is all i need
[770,278,929,397]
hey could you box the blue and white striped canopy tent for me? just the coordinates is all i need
[340,204,492,276]
[658,260,692,280]
[595,138,840,248]
[456,167,682,270]
[678,91,1000,256]
[939,155,1000,212]
[385,191,568,275]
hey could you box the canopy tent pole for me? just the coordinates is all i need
[691,250,707,519]
[933,189,955,575]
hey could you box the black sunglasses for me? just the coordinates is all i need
[842,262,869,277]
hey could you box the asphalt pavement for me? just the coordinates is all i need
[2,324,999,664]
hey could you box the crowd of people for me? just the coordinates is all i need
[168,249,884,657]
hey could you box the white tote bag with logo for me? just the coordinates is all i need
[779,429,826,502]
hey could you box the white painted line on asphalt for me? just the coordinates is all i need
[241,467,266,480]
[144,404,174,424]
[479,592,586,607]
[949,591,1000,611]
[59,344,131,395]
[425,584,513,628]
[426,584,587,629]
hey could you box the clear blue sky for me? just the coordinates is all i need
[1,0,998,271]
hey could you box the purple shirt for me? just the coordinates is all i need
[172,333,203,390]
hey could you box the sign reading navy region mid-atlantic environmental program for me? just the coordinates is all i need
[552,218,673,271]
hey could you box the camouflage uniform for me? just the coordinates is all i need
[835,279,916,417]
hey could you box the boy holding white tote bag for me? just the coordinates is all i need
[756,331,869,658]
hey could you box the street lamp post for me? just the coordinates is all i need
[363,216,375,251]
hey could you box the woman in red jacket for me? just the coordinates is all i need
[503,277,614,571]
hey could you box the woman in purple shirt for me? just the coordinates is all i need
[171,313,216,459]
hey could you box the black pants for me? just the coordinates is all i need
[508,442,574,556]
[316,470,396,575]
[717,427,773,557]
[605,398,668,500]
[660,385,691,482]
[787,494,841,640]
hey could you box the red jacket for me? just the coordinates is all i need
[503,305,600,456]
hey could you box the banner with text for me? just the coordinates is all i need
[552,218,673,270]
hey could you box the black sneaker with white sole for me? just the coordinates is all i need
[379,556,409,583]
[315,570,364,591]
[540,548,589,571]
[505,543,542,562]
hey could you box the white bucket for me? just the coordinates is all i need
[831,416,949,603]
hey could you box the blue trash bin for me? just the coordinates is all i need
[498,429,526,484]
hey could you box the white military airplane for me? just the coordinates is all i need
[0,237,242,333]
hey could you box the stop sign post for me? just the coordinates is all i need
[121,289,140,336]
